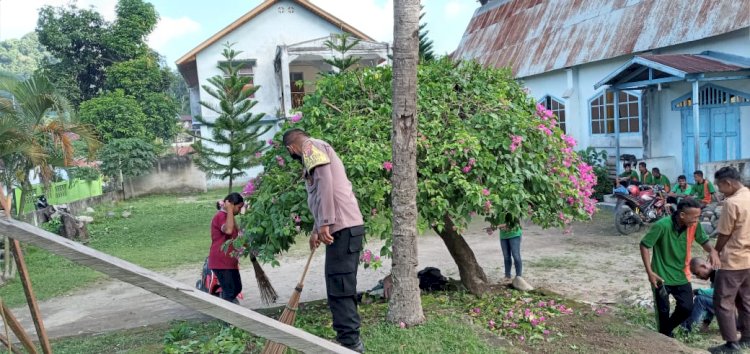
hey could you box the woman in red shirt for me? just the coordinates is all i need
[209,193,244,303]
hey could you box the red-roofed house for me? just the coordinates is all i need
[455,0,750,181]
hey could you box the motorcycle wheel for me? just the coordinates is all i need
[615,202,641,235]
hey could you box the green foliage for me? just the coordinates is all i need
[239,59,597,263]
[141,92,180,142]
[166,67,191,115]
[98,138,157,179]
[36,0,159,106]
[323,33,361,72]
[104,56,170,98]
[577,147,612,201]
[0,72,99,201]
[107,0,158,61]
[0,33,52,77]
[163,325,259,354]
[419,8,435,62]
[67,166,101,182]
[192,43,271,191]
[78,90,148,143]
[41,218,62,235]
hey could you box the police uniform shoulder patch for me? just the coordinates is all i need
[302,143,330,173]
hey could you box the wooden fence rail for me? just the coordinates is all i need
[0,217,354,354]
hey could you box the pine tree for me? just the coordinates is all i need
[418,8,435,62]
[323,33,361,73]
[192,43,271,193]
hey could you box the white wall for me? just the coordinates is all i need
[521,28,750,178]
[194,0,350,188]
[195,0,348,121]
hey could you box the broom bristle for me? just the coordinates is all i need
[262,285,304,354]
[251,257,278,305]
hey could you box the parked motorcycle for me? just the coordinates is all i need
[614,184,671,235]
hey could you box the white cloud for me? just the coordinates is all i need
[309,0,394,43]
[147,16,201,51]
[444,0,469,19]
[0,0,117,40]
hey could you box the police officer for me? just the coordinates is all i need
[283,128,365,353]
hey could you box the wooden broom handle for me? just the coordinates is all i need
[297,248,316,286]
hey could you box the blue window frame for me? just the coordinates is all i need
[538,95,567,133]
[589,90,641,135]
[671,83,750,111]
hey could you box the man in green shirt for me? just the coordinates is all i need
[639,162,652,185]
[617,163,640,187]
[692,170,717,207]
[668,175,693,205]
[640,198,720,337]
[650,167,670,191]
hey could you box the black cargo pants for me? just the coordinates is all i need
[325,225,364,347]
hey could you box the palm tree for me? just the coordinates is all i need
[0,72,99,214]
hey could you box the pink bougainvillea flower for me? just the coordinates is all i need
[242,179,257,196]
[462,165,472,174]
[383,161,393,172]
[468,157,476,166]
[488,320,496,328]
[543,330,551,336]
[510,135,523,152]
[267,139,274,145]
[374,255,380,262]
[255,152,262,158]
[289,113,302,123]
[472,308,481,314]
[275,155,285,166]
[519,335,526,342]
[399,322,406,329]
[537,124,553,136]
[293,214,301,223]
[482,188,490,196]
[562,134,577,147]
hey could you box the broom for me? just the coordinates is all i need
[250,254,278,305]
[261,248,316,354]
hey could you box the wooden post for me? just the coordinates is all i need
[0,332,24,354]
[0,302,38,354]
[0,217,356,354]
[0,184,52,354]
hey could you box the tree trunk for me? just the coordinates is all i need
[386,0,425,326]
[436,214,490,295]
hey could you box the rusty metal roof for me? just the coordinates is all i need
[453,0,750,78]
[638,54,748,74]
[595,51,750,89]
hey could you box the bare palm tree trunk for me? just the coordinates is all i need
[387,0,425,326]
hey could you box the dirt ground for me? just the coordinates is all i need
[4,209,709,348]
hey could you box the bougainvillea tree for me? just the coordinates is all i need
[238,58,596,295]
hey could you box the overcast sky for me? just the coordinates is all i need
[0,0,478,68]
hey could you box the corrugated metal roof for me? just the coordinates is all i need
[453,0,750,78]
[639,54,748,74]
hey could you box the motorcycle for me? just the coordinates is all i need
[614,184,671,235]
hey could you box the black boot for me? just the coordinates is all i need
[709,342,742,354]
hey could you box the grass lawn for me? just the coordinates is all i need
[51,287,702,354]
[0,190,228,307]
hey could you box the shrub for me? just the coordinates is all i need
[577,147,612,201]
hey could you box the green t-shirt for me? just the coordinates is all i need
[500,226,522,240]
[691,180,716,202]
[640,216,709,286]
[640,171,652,184]
[672,183,693,195]
[651,175,670,188]
[619,170,639,181]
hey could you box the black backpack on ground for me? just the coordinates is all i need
[417,267,448,292]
